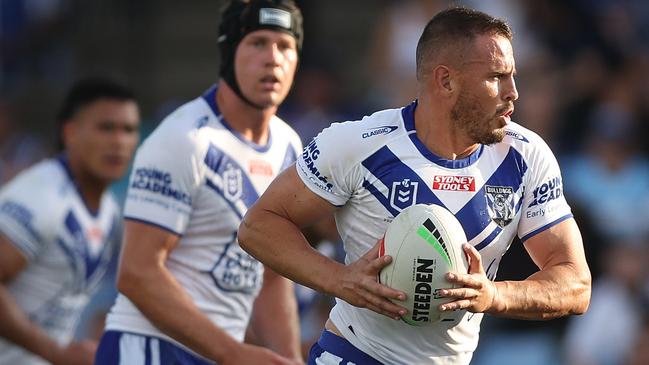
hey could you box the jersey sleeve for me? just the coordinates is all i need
[0,187,50,260]
[124,126,203,236]
[295,122,360,207]
[518,140,573,242]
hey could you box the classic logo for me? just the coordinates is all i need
[485,185,515,227]
[432,176,476,191]
[528,176,562,208]
[505,130,529,143]
[362,126,399,139]
[223,163,243,202]
[390,178,419,212]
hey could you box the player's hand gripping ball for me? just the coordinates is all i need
[379,204,469,326]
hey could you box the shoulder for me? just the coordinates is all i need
[1,159,68,202]
[270,115,303,150]
[502,121,555,159]
[138,97,213,160]
[0,159,70,232]
[309,107,407,161]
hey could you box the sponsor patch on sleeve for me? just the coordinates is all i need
[300,139,334,192]
[130,168,192,206]
[528,176,562,208]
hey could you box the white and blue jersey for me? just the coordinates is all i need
[297,101,572,365]
[104,85,302,359]
[0,156,120,365]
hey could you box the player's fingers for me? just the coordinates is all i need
[364,237,384,259]
[367,254,393,274]
[271,354,293,365]
[360,287,407,317]
[439,299,472,312]
[365,302,402,320]
[445,272,483,288]
[463,244,484,274]
[438,287,479,299]
[363,276,406,301]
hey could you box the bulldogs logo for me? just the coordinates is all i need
[390,178,419,212]
[485,185,515,227]
[208,241,262,294]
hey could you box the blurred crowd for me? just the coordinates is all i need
[2,0,649,364]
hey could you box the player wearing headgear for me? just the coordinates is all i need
[0,78,140,365]
[239,6,591,365]
[96,1,304,364]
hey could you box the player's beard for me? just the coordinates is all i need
[450,90,506,145]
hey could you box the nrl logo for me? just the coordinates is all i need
[223,163,243,202]
[484,185,515,227]
[390,178,418,212]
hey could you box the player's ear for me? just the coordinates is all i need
[432,65,454,96]
[61,119,77,148]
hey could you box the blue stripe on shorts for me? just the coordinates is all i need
[308,330,384,365]
[95,330,214,365]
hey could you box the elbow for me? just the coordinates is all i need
[237,214,255,256]
[570,272,592,315]
[116,261,146,299]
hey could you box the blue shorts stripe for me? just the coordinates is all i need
[95,331,122,365]
[144,337,151,365]
[95,331,213,365]
[308,330,384,365]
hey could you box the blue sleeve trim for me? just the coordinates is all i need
[520,213,573,242]
[123,216,183,237]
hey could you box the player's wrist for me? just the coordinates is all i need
[23,330,62,365]
[211,336,242,362]
[486,281,507,314]
[43,343,66,365]
[321,262,346,297]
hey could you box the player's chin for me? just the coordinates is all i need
[478,128,505,145]
[98,163,129,182]
[254,94,285,109]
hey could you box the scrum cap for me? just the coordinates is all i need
[218,0,303,107]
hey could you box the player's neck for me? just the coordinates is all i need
[216,84,275,146]
[66,155,108,212]
[414,101,479,160]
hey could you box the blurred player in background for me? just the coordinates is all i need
[95,1,304,364]
[239,6,591,365]
[0,78,140,365]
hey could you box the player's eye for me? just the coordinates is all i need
[97,121,116,132]
[251,38,266,48]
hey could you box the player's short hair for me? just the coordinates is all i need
[56,77,136,150]
[415,7,512,80]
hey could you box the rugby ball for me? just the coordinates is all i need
[379,204,469,326]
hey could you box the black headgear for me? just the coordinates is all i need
[218,0,303,108]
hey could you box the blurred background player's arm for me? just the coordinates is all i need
[0,235,96,365]
[248,266,302,361]
[117,220,300,365]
